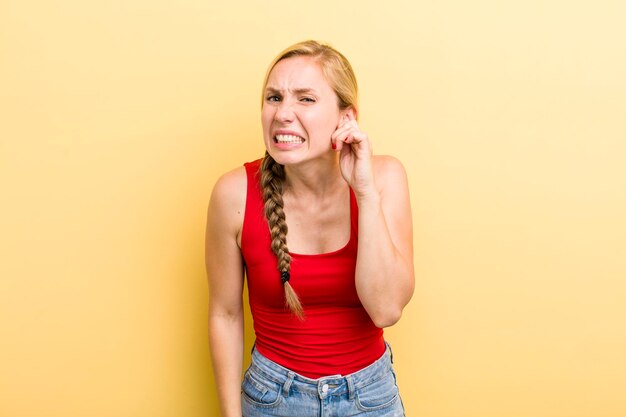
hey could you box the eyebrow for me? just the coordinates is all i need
[265,87,318,95]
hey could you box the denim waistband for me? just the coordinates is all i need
[248,343,395,399]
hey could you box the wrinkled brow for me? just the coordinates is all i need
[265,87,318,95]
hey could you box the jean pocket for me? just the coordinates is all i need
[355,372,400,412]
[241,370,283,408]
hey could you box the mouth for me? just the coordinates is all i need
[274,134,305,144]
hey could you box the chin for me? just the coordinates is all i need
[265,145,302,165]
[266,153,301,167]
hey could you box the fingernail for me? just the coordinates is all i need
[332,143,337,150]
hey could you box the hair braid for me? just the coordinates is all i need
[260,152,304,319]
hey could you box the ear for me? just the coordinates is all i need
[341,106,358,121]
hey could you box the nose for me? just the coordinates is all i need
[274,100,295,123]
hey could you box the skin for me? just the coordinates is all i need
[206,56,414,417]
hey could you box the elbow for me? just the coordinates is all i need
[370,307,403,329]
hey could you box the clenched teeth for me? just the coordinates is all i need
[275,134,304,143]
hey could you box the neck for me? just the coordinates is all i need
[283,154,345,198]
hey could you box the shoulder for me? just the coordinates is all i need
[372,155,406,174]
[211,165,247,204]
[208,165,247,236]
[371,155,409,193]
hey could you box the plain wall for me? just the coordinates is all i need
[1,1,625,416]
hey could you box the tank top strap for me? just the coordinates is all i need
[349,187,359,238]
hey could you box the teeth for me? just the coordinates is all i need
[275,134,304,143]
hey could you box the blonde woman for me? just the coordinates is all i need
[206,40,414,417]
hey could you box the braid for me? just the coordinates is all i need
[260,152,304,319]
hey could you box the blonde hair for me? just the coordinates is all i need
[260,40,359,319]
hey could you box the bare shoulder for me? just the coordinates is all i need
[211,166,247,202]
[371,155,409,192]
[208,166,247,238]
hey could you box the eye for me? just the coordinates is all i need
[266,95,281,102]
[300,97,316,103]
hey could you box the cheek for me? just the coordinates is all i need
[303,110,340,134]
[261,107,271,125]
[311,116,340,139]
[261,109,273,135]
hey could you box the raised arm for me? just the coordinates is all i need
[332,113,415,328]
[354,156,414,327]
[205,167,247,417]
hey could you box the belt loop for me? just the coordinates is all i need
[283,371,295,397]
[346,375,356,400]
[387,341,394,364]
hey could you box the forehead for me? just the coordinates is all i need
[266,56,333,93]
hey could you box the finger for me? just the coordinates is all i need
[339,141,352,158]
[338,129,369,152]
[331,125,353,150]
[342,128,367,144]
[333,122,361,143]
[331,117,362,151]
[333,133,357,152]
[343,131,372,156]
[332,120,357,138]
[331,128,347,151]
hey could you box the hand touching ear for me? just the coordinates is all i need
[331,113,376,198]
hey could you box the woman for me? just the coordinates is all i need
[206,40,414,417]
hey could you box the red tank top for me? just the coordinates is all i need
[241,159,385,378]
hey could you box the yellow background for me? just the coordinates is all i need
[2,1,625,416]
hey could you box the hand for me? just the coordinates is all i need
[331,113,376,198]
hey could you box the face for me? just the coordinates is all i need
[262,56,344,166]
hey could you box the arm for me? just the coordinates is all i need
[354,156,414,328]
[332,113,415,328]
[205,167,247,417]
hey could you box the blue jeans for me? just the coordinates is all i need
[241,344,406,416]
